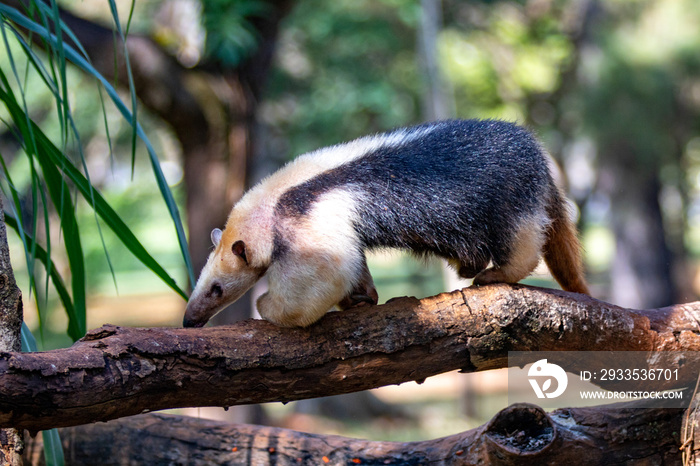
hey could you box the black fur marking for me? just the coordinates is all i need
[276,181,327,217]
[275,120,554,267]
[271,227,290,262]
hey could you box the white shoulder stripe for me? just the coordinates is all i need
[300,123,441,172]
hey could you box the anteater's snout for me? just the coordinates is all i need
[182,316,206,328]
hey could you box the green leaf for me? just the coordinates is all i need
[4,214,75,321]
[20,322,37,353]
[107,0,139,177]
[0,2,195,287]
[35,137,85,340]
[42,429,65,466]
[6,20,121,295]
[0,84,187,301]
[29,118,86,339]
[0,67,85,340]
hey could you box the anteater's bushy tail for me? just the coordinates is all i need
[543,189,590,295]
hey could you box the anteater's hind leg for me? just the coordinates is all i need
[338,254,378,309]
[450,257,490,279]
[473,217,546,286]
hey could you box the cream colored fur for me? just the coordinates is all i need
[257,189,364,327]
[473,213,550,286]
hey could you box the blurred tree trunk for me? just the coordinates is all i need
[574,19,684,309]
[418,0,454,121]
[598,145,676,309]
[0,199,24,465]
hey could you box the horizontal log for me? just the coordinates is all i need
[24,403,684,465]
[2,284,700,432]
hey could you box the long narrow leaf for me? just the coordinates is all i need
[20,322,36,353]
[4,213,75,320]
[32,131,86,340]
[42,429,65,466]
[0,127,37,298]
[3,28,64,320]
[32,1,90,61]
[37,130,188,300]
[0,147,55,341]
[5,26,58,95]
[7,24,120,294]
[0,3,195,287]
[0,33,65,339]
[0,73,85,340]
[107,0,138,176]
[0,86,187,301]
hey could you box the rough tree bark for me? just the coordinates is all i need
[1,284,699,433]
[21,404,684,465]
[0,201,24,465]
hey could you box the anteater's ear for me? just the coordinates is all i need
[232,240,248,265]
[211,228,223,247]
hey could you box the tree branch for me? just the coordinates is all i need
[0,200,24,463]
[2,284,700,432]
[23,404,684,465]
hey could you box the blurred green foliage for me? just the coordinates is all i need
[202,0,272,66]
[264,0,422,154]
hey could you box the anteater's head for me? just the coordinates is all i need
[183,227,265,328]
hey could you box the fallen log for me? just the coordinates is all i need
[2,284,700,432]
[23,403,684,465]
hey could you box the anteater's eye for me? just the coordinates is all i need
[209,283,223,299]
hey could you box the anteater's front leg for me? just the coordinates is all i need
[338,254,378,310]
[257,248,361,327]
